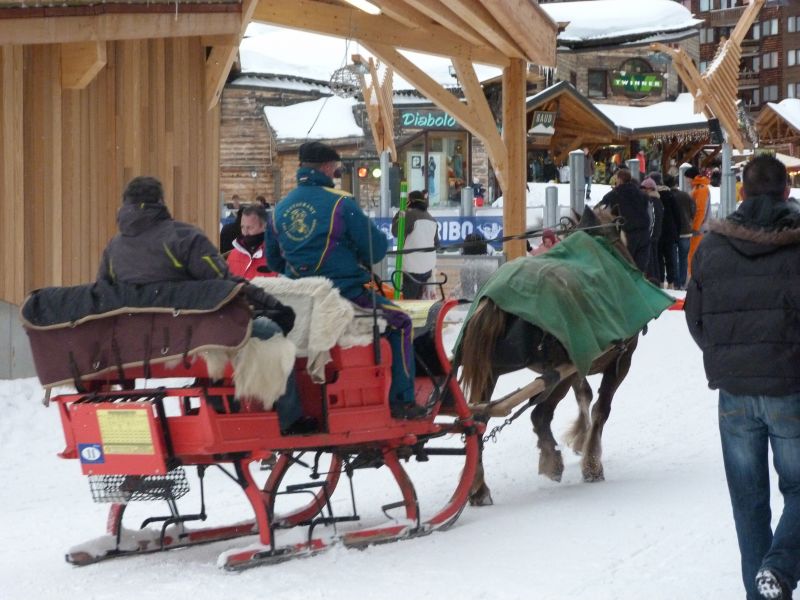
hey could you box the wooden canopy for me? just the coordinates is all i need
[756,102,800,147]
[252,0,558,258]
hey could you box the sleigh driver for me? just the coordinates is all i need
[265,142,425,419]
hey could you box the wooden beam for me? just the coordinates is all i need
[368,0,430,30]
[0,12,240,45]
[445,0,527,59]
[362,42,485,143]
[452,58,507,190]
[402,0,495,48]
[60,41,107,89]
[253,0,509,66]
[477,0,557,67]
[502,58,528,260]
[205,0,258,110]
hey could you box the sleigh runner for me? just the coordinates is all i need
[22,277,481,570]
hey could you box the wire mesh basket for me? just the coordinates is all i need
[88,468,190,503]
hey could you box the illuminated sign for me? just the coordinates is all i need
[610,72,664,97]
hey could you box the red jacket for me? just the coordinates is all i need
[226,240,274,280]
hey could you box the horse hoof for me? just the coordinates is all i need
[469,493,494,507]
[582,471,605,482]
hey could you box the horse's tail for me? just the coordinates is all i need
[459,298,507,405]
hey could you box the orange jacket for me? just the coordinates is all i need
[690,175,711,234]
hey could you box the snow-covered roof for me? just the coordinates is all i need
[263,96,363,141]
[542,0,702,47]
[764,99,800,132]
[594,93,708,133]
[241,23,500,91]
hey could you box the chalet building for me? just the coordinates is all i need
[690,0,800,111]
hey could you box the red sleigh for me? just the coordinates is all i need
[21,278,480,570]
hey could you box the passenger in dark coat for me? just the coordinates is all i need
[98,176,308,434]
[685,155,800,600]
[597,168,651,273]
[667,174,695,290]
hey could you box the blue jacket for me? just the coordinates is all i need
[266,168,387,299]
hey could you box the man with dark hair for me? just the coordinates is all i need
[597,168,651,272]
[665,173,695,290]
[266,142,422,419]
[685,155,800,600]
[99,176,310,434]
[391,190,439,299]
[227,205,273,280]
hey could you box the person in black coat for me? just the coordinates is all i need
[649,172,681,287]
[597,168,651,272]
[685,155,800,600]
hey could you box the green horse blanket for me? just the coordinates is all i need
[455,231,674,375]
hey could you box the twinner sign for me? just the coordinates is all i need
[398,109,459,129]
[610,72,664,97]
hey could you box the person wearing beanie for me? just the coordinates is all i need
[685,165,711,276]
[685,155,800,600]
[391,190,439,299]
[266,142,422,419]
[98,176,306,434]
[640,177,664,283]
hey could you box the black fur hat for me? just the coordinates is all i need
[298,141,340,163]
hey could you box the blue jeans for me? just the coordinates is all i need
[719,390,800,599]
[676,237,690,289]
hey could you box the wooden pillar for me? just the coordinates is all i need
[502,58,527,260]
[0,45,25,304]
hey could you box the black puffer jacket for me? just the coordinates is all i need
[685,196,800,396]
[98,202,231,284]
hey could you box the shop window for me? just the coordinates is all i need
[399,131,469,208]
[587,69,607,98]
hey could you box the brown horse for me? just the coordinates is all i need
[456,207,640,506]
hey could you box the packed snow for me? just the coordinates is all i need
[594,93,708,131]
[765,99,800,133]
[0,307,781,600]
[263,96,363,141]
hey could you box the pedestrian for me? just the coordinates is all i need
[650,172,681,288]
[597,168,651,273]
[640,177,663,284]
[391,190,439,299]
[584,147,595,200]
[665,173,694,290]
[686,166,711,277]
[685,155,800,600]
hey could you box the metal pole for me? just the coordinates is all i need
[544,185,558,228]
[719,142,735,218]
[627,159,641,182]
[460,187,475,218]
[679,163,692,193]
[379,150,391,219]
[393,181,408,299]
[569,149,585,215]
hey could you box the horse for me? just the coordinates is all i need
[456,207,641,506]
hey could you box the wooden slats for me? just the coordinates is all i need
[1,36,220,304]
[0,45,24,304]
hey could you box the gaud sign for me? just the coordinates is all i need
[398,109,459,129]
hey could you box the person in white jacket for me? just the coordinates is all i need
[392,190,439,299]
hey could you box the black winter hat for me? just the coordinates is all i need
[298,141,340,163]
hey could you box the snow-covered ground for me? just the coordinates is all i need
[0,308,770,599]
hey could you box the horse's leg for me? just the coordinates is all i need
[469,437,494,506]
[531,378,573,482]
[581,340,638,482]
[564,377,593,455]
